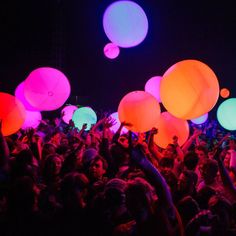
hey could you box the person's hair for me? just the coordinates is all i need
[195,145,208,155]
[90,155,108,170]
[195,186,216,209]
[201,159,218,177]
[159,157,174,169]
[184,151,199,170]
[182,170,198,186]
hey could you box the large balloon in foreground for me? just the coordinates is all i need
[109,112,128,134]
[24,67,71,111]
[103,1,148,48]
[104,43,120,59]
[22,110,42,129]
[160,60,219,119]
[0,93,26,136]
[15,81,39,111]
[191,113,208,125]
[220,88,230,98]
[72,107,97,131]
[144,76,162,102]
[154,112,189,148]
[61,105,78,124]
[118,91,160,132]
[217,98,236,131]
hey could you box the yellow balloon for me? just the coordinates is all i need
[160,60,219,119]
[154,112,189,148]
[118,91,160,132]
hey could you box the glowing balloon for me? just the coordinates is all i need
[15,81,39,111]
[24,67,71,111]
[0,93,26,136]
[22,110,42,129]
[217,98,236,131]
[220,88,230,98]
[118,91,160,132]
[72,107,97,131]
[160,60,219,120]
[104,43,120,59]
[103,1,148,48]
[61,105,78,124]
[109,112,128,134]
[154,112,189,148]
[191,113,208,125]
[144,76,162,102]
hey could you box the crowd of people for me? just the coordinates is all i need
[0,113,236,236]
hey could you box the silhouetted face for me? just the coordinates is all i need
[89,160,106,180]
[195,150,207,162]
[163,144,175,158]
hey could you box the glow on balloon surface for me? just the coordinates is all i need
[154,112,189,149]
[191,113,208,125]
[72,107,97,131]
[0,92,26,136]
[104,43,120,59]
[15,81,39,111]
[217,98,236,131]
[103,1,148,48]
[61,105,78,124]
[160,60,219,120]
[24,67,71,111]
[22,110,42,129]
[144,76,162,102]
[118,91,160,132]
[109,112,128,134]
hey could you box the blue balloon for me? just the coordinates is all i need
[191,113,208,125]
[72,107,97,131]
[217,98,236,131]
[103,1,148,48]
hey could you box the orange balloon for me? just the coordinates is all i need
[118,91,160,132]
[220,88,230,98]
[0,92,26,136]
[160,60,219,119]
[154,112,189,148]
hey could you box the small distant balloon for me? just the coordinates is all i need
[15,81,39,111]
[144,76,162,102]
[217,98,236,131]
[103,1,148,48]
[22,110,42,129]
[109,112,128,134]
[24,67,71,111]
[0,92,26,136]
[104,43,120,59]
[72,107,97,131]
[61,105,78,124]
[220,88,230,98]
[191,113,208,125]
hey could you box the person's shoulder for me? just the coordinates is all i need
[113,220,136,236]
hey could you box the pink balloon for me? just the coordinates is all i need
[61,105,78,124]
[144,76,162,102]
[22,110,42,129]
[104,43,120,59]
[24,67,71,111]
[15,81,39,111]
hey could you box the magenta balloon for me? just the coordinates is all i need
[144,76,162,102]
[22,110,42,129]
[104,43,120,59]
[61,105,78,124]
[15,81,39,111]
[24,67,71,111]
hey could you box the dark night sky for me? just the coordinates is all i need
[1,0,236,117]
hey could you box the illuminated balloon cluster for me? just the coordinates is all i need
[118,91,160,132]
[61,105,78,124]
[72,107,97,131]
[144,76,162,102]
[217,98,236,130]
[160,60,219,120]
[154,112,189,148]
[0,92,26,136]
